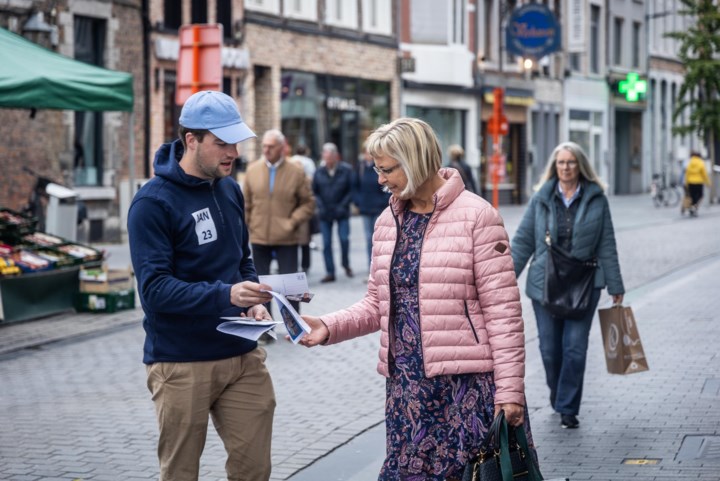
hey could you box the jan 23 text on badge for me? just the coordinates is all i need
[193,207,217,245]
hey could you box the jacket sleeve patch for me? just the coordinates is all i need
[494,242,508,254]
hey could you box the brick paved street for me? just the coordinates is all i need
[0,194,718,480]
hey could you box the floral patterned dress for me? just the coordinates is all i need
[378,210,498,481]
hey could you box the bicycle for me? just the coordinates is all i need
[650,173,681,208]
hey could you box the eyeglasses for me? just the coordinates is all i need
[373,164,401,176]
[556,160,578,168]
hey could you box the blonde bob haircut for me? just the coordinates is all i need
[365,117,443,199]
[537,141,606,191]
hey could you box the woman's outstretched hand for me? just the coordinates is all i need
[297,315,330,347]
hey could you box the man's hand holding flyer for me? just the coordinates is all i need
[217,273,313,344]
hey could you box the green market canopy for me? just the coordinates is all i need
[0,27,133,112]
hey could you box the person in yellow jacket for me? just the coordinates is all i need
[684,151,711,217]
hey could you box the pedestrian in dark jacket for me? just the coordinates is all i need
[511,141,624,430]
[128,91,275,481]
[312,142,354,282]
[447,144,477,193]
[353,149,391,269]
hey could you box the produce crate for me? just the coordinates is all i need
[79,265,134,293]
[56,243,104,264]
[33,247,79,268]
[75,288,136,313]
[22,232,65,247]
[12,248,52,272]
[0,208,37,241]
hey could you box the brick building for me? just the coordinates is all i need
[0,1,145,242]
[149,0,400,170]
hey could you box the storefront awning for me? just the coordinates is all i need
[0,27,133,112]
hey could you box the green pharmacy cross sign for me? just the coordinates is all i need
[618,72,647,102]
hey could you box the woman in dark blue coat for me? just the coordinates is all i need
[511,141,624,430]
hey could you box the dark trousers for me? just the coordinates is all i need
[688,183,704,206]
[531,288,601,416]
[251,244,300,313]
[299,244,311,272]
[320,218,350,276]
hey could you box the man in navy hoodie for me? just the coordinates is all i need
[128,91,275,481]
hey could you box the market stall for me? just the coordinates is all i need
[0,27,134,323]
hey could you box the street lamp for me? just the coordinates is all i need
[22,11,58,48]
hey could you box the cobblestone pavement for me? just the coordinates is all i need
[0,194,718,480]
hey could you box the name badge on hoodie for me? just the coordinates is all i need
[192,208,217,245]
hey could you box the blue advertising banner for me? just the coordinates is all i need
[506,4,561,58]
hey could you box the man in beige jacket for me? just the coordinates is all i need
[244,129,315,311]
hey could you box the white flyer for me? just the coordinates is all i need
[259,272,309,296]
[263,290,313,344]
[217,317,281,341]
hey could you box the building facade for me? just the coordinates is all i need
[645,0,701,189]
[398,0,481,194]
[0,0,145,242]
[149,0,400,169]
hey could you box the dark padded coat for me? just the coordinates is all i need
[511,179,625,303]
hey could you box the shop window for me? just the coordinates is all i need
[163,70,179,142]
[73,16,106,187]
[281,72,390,166]
[451,0,465,44]
[192,0,208,24]
[632,21,641,68]
[483,0,493,61]
[362,0,391,35]
[411,0,465,45]
[281,71,322,160]
[613,17,624,66]
[217,0,232,38]
[246,0,280,15]
[405,106,465,161]
[164,0,181,30]
[569,52,581,72]
[358,80,390,142]
[284,0,317,21]
[325,0,358,29]
[590,5,600,74]
[411,0,448,44]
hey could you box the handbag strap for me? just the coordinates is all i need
[481,410,506,452]
[497,412,545,481]
[544,212,552,246]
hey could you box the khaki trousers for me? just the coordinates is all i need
[146,348,276,481]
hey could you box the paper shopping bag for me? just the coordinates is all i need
[598,305,649,375]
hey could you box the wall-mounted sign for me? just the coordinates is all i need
[397,56,416,74]
[326,96,364,112]
[506,4,561,58]
[618,72,647,102]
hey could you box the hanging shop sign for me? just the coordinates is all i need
[506,4,561,58]
[617,72,647,102]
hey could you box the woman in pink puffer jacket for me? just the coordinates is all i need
[300,118,533,481]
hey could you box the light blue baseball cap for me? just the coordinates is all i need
[179,91,256,144]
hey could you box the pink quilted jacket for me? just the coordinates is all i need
[321,169,526,405]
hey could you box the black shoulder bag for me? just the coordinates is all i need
[542,219,597,319]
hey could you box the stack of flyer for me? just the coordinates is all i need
[217,272,313,344]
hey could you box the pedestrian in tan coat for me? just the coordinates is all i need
[244,129,315,311]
